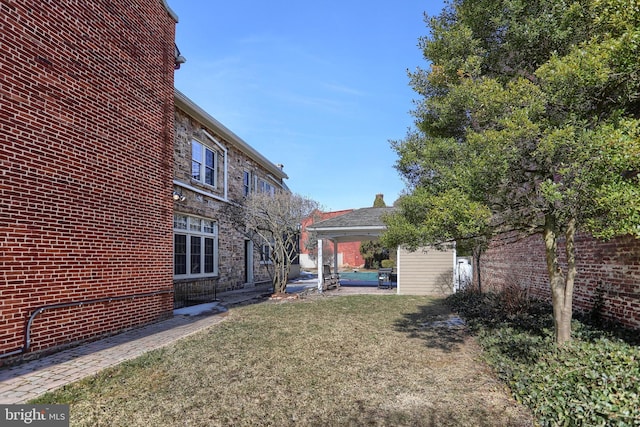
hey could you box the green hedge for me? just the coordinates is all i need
[380,259,395,268]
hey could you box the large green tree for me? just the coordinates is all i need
[383,0,640,344]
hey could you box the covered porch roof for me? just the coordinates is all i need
[305,207,397,292]
[305,207,396,243]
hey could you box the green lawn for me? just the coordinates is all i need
[32,295,533,426]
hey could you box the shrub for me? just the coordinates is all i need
[380,259,395,268]
[446,288,640,426]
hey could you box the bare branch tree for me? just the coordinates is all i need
[224,191,319,294]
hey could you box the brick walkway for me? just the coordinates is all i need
[0,286,274,404]
[0,282,389,404]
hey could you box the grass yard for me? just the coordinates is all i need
[32,295,533,426]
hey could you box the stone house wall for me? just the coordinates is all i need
[0,0,177,360]
[173,103,287,293]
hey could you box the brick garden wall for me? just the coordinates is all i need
[481,233,640,330]
[0,0,177,359]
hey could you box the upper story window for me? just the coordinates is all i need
[192,140,217,187]
[243,171,253,197]
[259,179,275,196]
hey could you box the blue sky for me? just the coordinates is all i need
[170,1,445,211]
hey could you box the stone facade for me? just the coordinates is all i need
[173,92,290,295]
[1,0,178,360]
[481,232,640,330]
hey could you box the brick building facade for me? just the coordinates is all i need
[1,1,178,360]
[481,233,640,330]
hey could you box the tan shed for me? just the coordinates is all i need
[396,246,455,295]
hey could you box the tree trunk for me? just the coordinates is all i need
[563,218,577,342]
[273,259,284,294]
[542,215,575,345]
[273,244,291,294]
[473,246,482,293]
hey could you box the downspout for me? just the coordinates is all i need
[0,290,173,359]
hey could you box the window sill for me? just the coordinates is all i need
[173,275,219,282]
[190,179,219,192]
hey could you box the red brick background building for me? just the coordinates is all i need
[300,210,365,269]
[1,0,178,361]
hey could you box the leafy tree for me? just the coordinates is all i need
[359,240,388,269]
[361,194,391,269]
[383,0,640,345]
[372,193,387,207]
[225,191,319,294]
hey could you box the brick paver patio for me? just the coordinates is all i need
[0,281,388,403]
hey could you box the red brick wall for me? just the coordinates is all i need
[339,242,365,269]
[0,0,177,359]
[481,233,640,330]
[300,210,365,268]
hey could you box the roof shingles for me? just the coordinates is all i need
[307,207,396,229]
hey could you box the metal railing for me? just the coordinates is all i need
[173,281,217,309]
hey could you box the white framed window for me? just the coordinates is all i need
[259,179,275,196]
[174,214,218,277]
[192,140,217,187]
[243,171,253,197]
[260,243,272,264]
